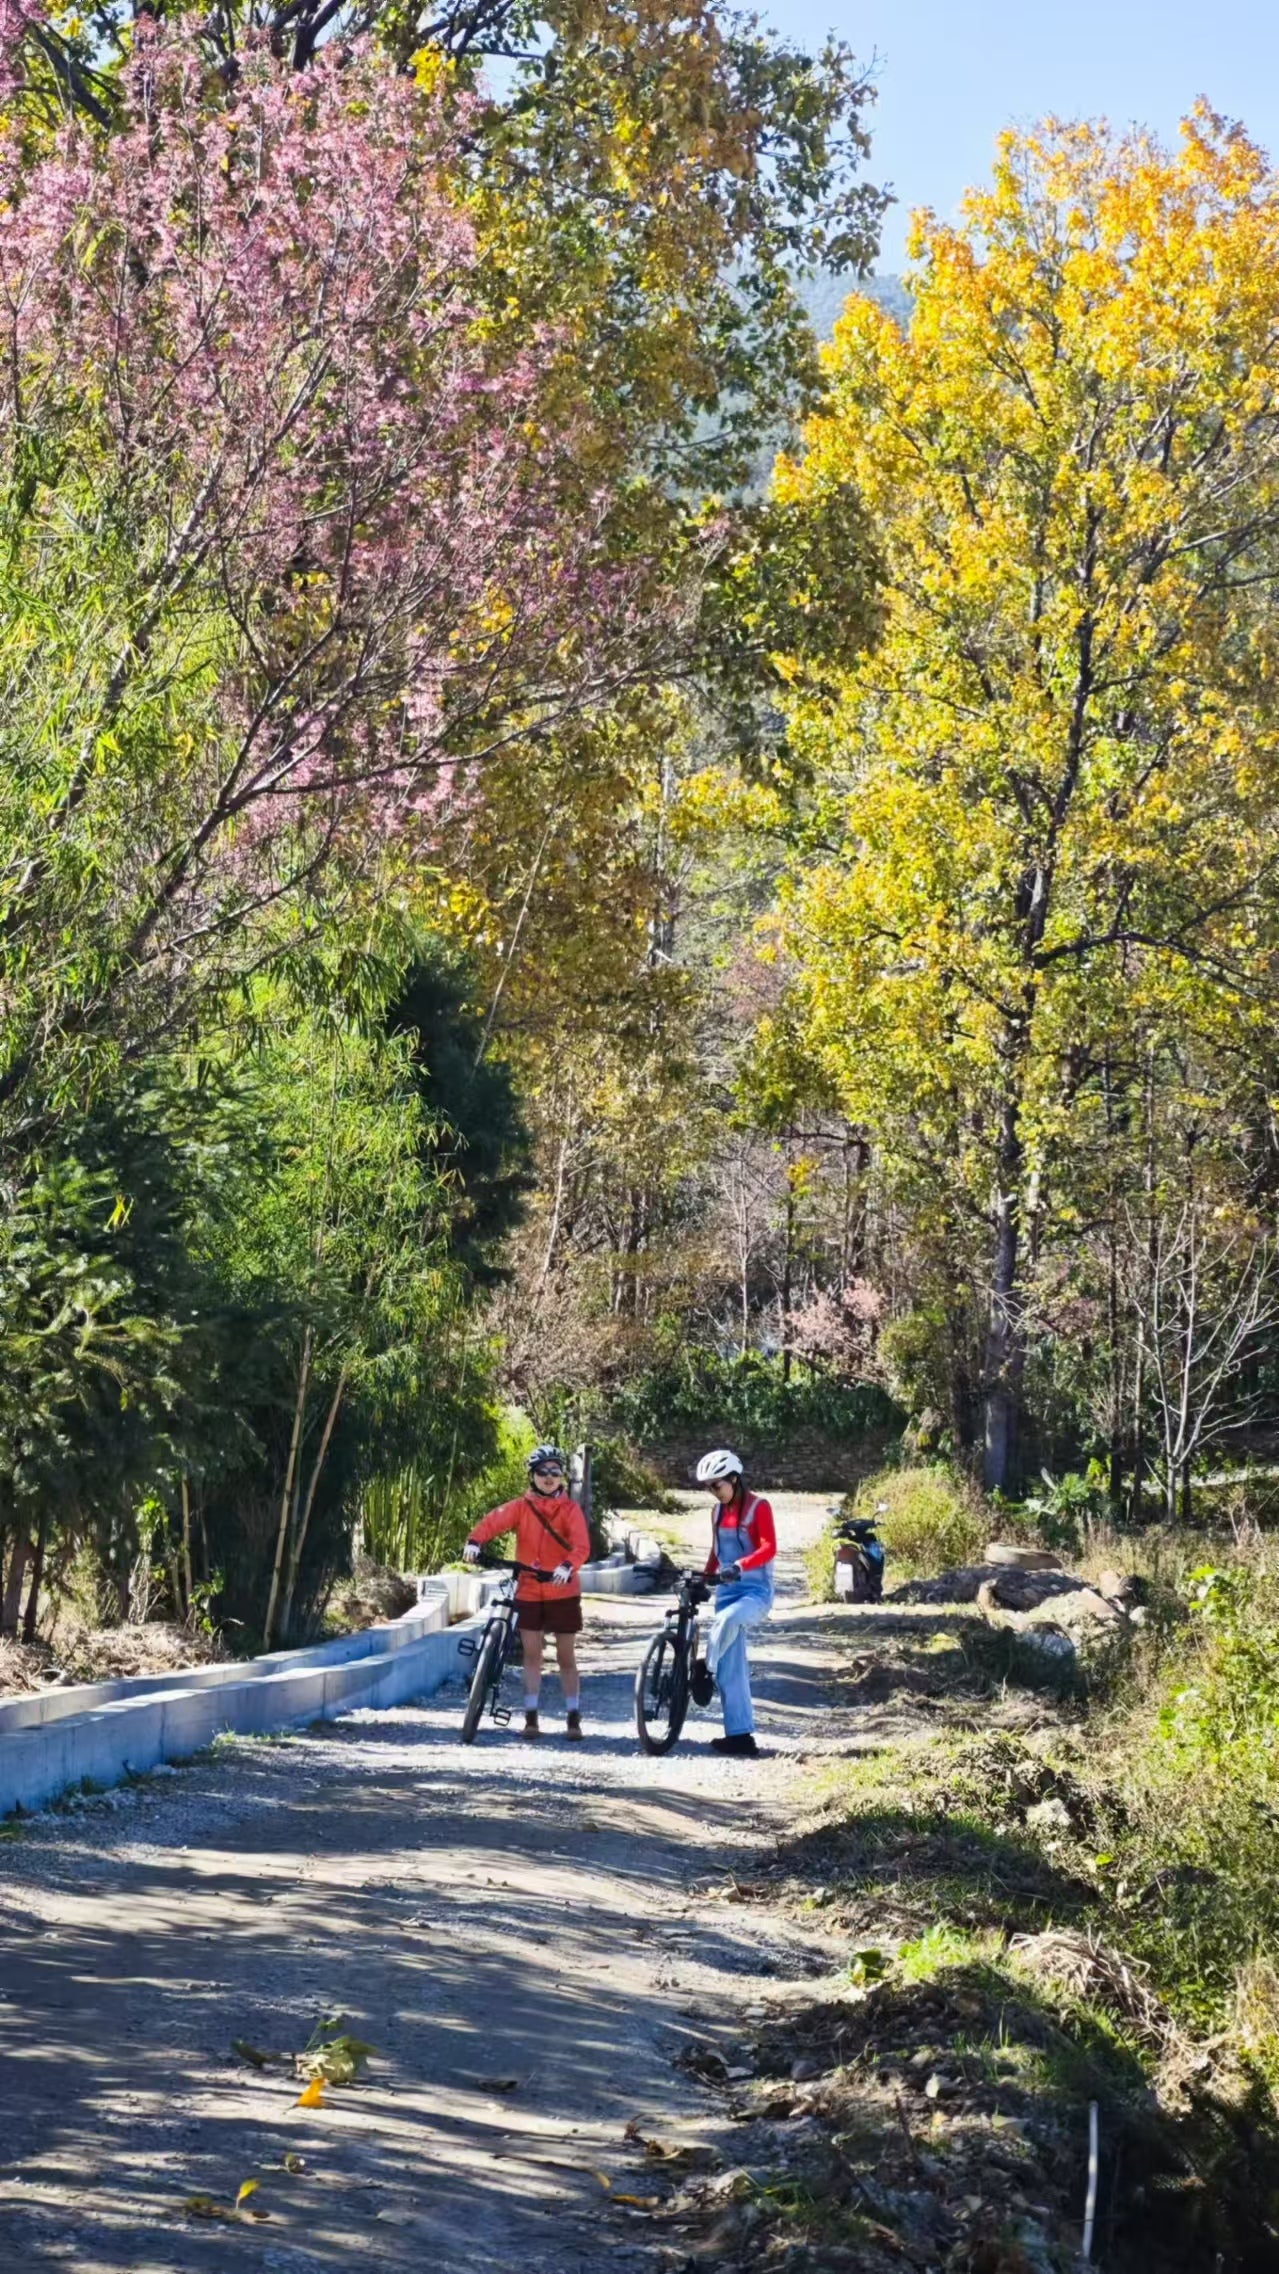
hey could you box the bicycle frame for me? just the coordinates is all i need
[458,1556,556,1735]
[458,1575,520,1725]
[664,1572,708,1663]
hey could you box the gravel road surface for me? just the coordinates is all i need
[0,1493,846,2274]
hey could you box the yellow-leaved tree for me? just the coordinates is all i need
[775,111,1279,1490]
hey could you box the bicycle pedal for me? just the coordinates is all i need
[492,1706,512,1726]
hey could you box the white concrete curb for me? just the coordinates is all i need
[440,1560,659,1604]
[0,1583,479,1820]
[579,1559,659,1595]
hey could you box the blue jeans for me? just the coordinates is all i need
[706,1571,774,1737]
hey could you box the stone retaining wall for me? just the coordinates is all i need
[645,1425,898,1494]
[0,1585,474,1820]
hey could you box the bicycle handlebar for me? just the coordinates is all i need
[477,1555,559,1582]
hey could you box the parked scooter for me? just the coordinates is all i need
[831,1506,886,1602]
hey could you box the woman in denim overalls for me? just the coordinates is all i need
[696,1447,777,1759]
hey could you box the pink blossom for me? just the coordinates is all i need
[0,20,641,1036]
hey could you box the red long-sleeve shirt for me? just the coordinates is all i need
[704,1492,777,1577]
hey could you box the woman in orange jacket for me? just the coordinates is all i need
[464,1445,591,1740]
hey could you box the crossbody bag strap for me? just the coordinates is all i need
[523,1496,571,1559]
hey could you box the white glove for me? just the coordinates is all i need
[463,1542,482,1565]
[551,1561,573,1586]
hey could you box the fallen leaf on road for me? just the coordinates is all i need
[458,2073,521,2093]
[296,2077,327,2109]
[235,2180,259,2208]
[613,2194,660,2211]
[183,2196,230,2221]
[594,2171,612,2189]
[233,2039,288,2070]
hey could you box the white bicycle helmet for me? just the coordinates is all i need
[696,1447,743,1484]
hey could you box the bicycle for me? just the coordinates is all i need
[458,1558,556,1743]
[634,1569,713,1754]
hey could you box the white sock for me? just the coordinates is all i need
[564,1694,580,1713]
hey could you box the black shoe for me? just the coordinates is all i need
[710,1733,759,1757]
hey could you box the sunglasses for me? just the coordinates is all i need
[532,1464,564,1480]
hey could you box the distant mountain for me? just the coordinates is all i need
[797,271,911,339]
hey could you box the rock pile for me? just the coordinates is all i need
[892,1544,1147,1663]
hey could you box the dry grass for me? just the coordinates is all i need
[0,1636,59,1695]
[0,1620,227,1699]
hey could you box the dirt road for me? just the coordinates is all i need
[0,1494,855,2273]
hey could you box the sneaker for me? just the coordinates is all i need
[711,1733,759,1757]
[521,1710,541,1740]
[565,1710,584,1741]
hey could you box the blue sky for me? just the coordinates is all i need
[766,1,1279,269]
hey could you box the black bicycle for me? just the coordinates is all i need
[634,1570,713,1754]
[458,1558,556,1743]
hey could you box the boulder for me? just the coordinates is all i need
[1097,1568,1147,1606]
[891,1565,1007,1604]
[978,1567,1087,1614]
[1024,1586,1127,1632]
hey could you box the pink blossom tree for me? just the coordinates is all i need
[0,13,626,1118]
[785,1279,884,1381]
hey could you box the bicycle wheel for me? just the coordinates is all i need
[461,1619,506,1744]
[635,1629,689,1754]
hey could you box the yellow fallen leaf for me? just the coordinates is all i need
[236,2180,260,2207]
[296,2077,326,2109]
[613,2193,659,2211]
[593,2170,612,2189]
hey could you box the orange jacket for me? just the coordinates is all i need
[467,1492,591,1603]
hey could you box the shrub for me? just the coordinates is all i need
[588,1436,679,1517]
[608,1348,901,1445]
[853,1464,987,1577]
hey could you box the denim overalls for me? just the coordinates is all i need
[706,1496,775,1738]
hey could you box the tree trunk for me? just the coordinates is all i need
[21,1510,50,1645]
[982,1094,1025,1494]
[264,1326,313,1651]
[538,1130,571,1288]
[180,1475,194,1622]
[2,1528,32,1637]
[1130,1341,1146,1525]
[280,1361,350,1642]
[1107,1217,1125,1516]
[781,1170,796,1386]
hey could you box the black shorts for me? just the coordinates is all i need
[516,1596,583,1635]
